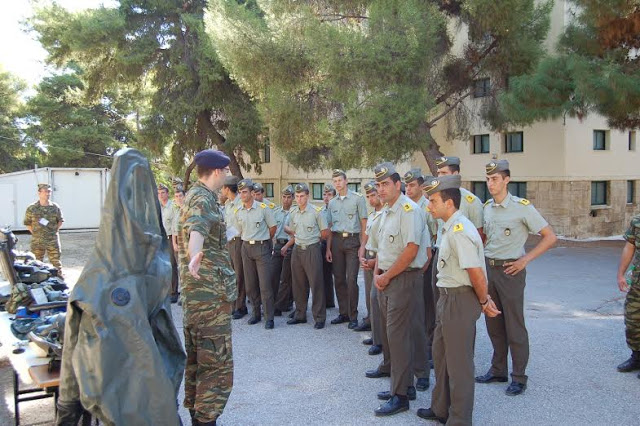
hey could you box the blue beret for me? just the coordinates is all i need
[194,149,230,169]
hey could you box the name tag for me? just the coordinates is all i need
[39,218,49,226]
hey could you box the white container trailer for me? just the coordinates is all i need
[0,167,111,231]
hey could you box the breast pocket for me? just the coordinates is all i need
[385,225,401,248]
[437,245,451,271]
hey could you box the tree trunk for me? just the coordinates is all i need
[418,122,444,176]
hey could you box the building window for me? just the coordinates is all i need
[472,182,490,203]
[264,183,274,198]
[472,134,490,154]
[262,143,271,163]
[312,183,323,200]
[505,132,524,153]
[508,182,527,198]
[473,78,491,98]
[628,180,635,204]
[630,131,637,151]
[347,183,361,193]
[591,181,608,206]
[593,130,607,150]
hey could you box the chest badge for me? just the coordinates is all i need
[307,226,313,232]
[438,259,445,269]
[256,222,260,228]
[389,235,394,243]
[348,214,354,219]
[505,228,511,236]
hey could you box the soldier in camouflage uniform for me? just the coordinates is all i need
[23,183,64,274]
[616,215,640,376]
[177,150,237,426]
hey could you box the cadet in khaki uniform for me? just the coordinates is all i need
[321,184,337,308]
[24,183,64,273]
[476,159,557,396]
[326,169,368,328]
[252,182,272,205]
[402,169,432,392]
[359,182,384,355]
[272,186,295,315]
[222,176,248,319]
[417,175,501,425]
[159,183,180,303]
[235,179,277,329]
[285,183,330,328]
[364,163,425,417]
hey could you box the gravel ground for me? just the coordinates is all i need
[1,232,639,425]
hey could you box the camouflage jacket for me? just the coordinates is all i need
[23,201,63,241]
[624,215,640,284]
[177,181,237,319]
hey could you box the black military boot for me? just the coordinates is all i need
[617,351,640,372]
[189,409,198,426]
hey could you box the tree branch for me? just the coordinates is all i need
[426,90,472,127]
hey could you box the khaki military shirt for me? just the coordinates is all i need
[224,197,241,230]
[171,203,182,235]
[416,196,438,242]
[437,211,486,288]
[364,209,384,253]
[287,204,327,246]
[235,200,276,241]
[483,192,548,260]
[23,201,64,241]
[273,206,292,241]
[178,181,237,318]
[326,190,368,233]
[374,194,424,270]
[160,199,174,236]
[435,187,483,247]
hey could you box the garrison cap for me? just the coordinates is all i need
[237,179,253,191]
[157,183,169,191]
[420,174,435,189]
[423,175,461,196]
[485,159,510,175]
[282,185,294,195]
[403,168,423,184]
[435,156,460,168]
[224,175,240,187]
[252,182,265,193]
[323,183,336,193]
[194,149,230,169]
[38,183,51,191]
[172,177,183,185]
[294,183,309,193]
[332,169,347,178]
[363,181,377,194]
[374,162,396,182]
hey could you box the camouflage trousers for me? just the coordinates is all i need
[625,281,640,351]
[183,302,234,423]
[31,236,62,271]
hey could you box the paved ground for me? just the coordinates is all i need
[1,232,640,425]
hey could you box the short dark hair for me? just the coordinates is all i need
[175,187,185,195]
[389,173,401,184]
[196,164,215,178]
[224,182,238,193]
[415,176,424,185]
[440,188,461,209]
[447,164,460,174]
[497,170,511,178]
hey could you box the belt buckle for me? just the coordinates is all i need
[489,259,495,266]
[300,244,307,250]
[342,232,349,237]
[249,240,256,245]
[368,250,375,257]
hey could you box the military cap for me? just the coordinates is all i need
[282,185,294,195]
[434,156,461,168]
[323,183,336,193]
[403,168,423,184]
[237,179,253,191]
[363,181,377,194]
[294,182,309,193]
[374,162,396,182]
[420,175,435,189]
[252,182,265,193]
[485,159,509,175]
[172,177,183,184]
[423,175,461,196]
[194,149,230,169]
[332,169,347,178]
[157,183,169,191]
[37,183,51,191]
[224,175,240,186]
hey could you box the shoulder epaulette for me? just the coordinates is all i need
[354,191,362,197]
[425,206,431,213]
[315,206,322,212]
[403,203,413,212]
[519,198,531,206]
[233,207,239,214]
[260,203,267,209]
[269,202,275,209]
[465,194,476,204]
[453,223,464,233]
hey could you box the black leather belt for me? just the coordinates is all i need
[379,267,420,274]
[229,236,240,242]
[486,258,516,267]
[276,239,289,245]
[438,286,473,295]
[333,231,359,237]
[295,242,320,250]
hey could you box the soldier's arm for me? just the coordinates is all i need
[467,267,500,317]
[24,207,33,233]
[617,242,635,292]
[187,231,205,279]
[504,225,556,275]
[375,243,419,291]
[269,225,277,239]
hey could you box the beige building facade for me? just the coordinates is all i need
[243,0,640,238]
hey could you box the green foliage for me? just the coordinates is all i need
[208,0,552,171]
[30,0,264,176]
[23,66,134,168]
[0,69,36,173]
[501,0,640,129]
